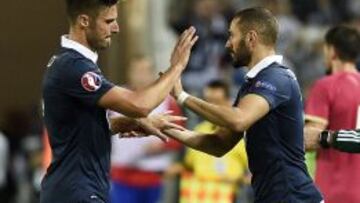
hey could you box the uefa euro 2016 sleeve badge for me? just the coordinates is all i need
[81,71,102,92]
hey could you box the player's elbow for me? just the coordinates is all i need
[205,143,230,157]
[140,109,152,117]
[212,149,227,157]
[216,142,238,157]
[129,96,156,117]
[132,105,152,117]
[229,118,247,133]
[120,102,152,118]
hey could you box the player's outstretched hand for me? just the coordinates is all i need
[121,111,187,142]
[170,26,198,70]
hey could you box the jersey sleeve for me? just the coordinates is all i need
[61,58,114,106]
[305,79,330,123]
[332,129,360,153]
[247,71,291,110]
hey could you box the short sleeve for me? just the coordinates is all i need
[305,80,330,122]
[247,72,291,110]
[61,58,114,106]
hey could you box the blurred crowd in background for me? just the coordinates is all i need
[0,0,360,202]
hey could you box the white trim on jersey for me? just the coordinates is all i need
[246,55,283,78]
[61,35,98,63]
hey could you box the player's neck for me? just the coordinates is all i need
[68,28,95,52]
[331,60,358,74]
[248,46,276,69]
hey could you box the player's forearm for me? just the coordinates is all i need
[163,129,233,157]
[183,96,245,132]
[134,65,183,113]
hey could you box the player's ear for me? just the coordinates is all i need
[77,14,90,28]
[246,30,257,49]
[328,45,337,60]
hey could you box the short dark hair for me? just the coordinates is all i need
[325,25,360,62]
[66,0,118,23]
[206,80,230,98]
[234,7,278,46]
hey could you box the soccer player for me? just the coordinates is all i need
[163,7,323,203]
[40,0,197,202]
[304,25,360,203]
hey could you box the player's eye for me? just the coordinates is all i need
[105,19,115,24]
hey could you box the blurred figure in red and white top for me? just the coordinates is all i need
[110,55,184,203]
[304,25,360,203]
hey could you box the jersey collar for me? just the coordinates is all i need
[61,35,98,63]
[246,55,283,79]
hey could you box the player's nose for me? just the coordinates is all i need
[225,40,231,49]
[111,22,120,34]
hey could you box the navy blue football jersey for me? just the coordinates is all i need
[234,62,323,203]
[41,47,114,203]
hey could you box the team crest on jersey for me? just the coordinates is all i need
[81,72,102,92]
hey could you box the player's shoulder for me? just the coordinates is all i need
[256,63,296,85]
[54,48,95,69]
[260,63,292,77]
[48,48,97,76]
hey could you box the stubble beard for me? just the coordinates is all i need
[231,39,252,68]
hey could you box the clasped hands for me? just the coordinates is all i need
[119,111,186,142]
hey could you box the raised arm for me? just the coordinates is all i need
[98,27,198,118]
